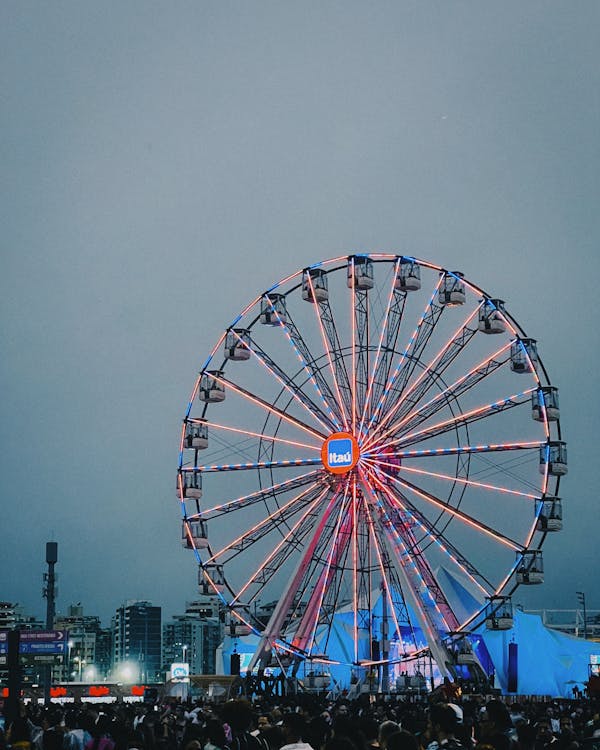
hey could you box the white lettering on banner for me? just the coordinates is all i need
[329,451,352,465]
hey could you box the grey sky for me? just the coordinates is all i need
[1,1,599,626]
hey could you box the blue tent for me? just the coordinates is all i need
[218,569,598,697]
[480,610,597,698]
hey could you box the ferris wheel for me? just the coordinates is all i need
[177,254,566,679]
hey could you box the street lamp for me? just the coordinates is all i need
[67,641,74,682]
[577,592,588,640]
[73,656,86,682]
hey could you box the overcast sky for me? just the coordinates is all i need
[1,1,599,627]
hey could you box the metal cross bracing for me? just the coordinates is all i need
[372,308,483,441]
[314,296,353,428]
[353,288,370,432]
[263,294,345,431]
[239,330,338,433]
[247,481,350,671]
[366,462,494,594]
[225,486,333,621]
[363,275,445,438]
[372,507,461,675]
[378,344,512,446]
[383,389,536,453]
[361,283,407,437]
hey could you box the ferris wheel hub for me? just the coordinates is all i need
[321,432,360,474]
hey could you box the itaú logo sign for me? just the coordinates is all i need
[321,432,359,474]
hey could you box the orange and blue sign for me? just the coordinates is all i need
[321,432,360,474]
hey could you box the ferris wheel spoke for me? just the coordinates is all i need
[310,518,356,661]
[367,305,482,444]
[193,458,322,473]
[386,387,537,451]
[212,372,326,441]
[370,455,539,500]
[364,274,444,439]
[264,294,345,430]
[359,258,407,438]
[194,470,320,519]
[366,440,544,463]
[237,329,337,433]
[362,476,460,661]
[366,505,422,654]
[302,272,352,427]
[360,470,461,631]
[366,342,511,450]
[374,464,522,550]
[364,463,494,594]
[352,289,370,433]
[204,480,327,566]
[197,419,321,453]
[230,484,331,606]
[359,489,410,656]
[298,486,355,658]
[249,482,349,671]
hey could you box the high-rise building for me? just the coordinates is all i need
[0,602,43,631]
[113,601,161,683]
[94,627,113,679]
[54,604,105,681]
[0,601,19,630]
[0,602,44,685]
[163,597,222,675]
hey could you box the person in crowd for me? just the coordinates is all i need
[425,704,462,750]
[385,731,419,750]
[279,713,314,750]
[478,702,517,750]
[6,717,33,750]
[202,719,227,750]
[42,710,64,750]
[84,715,116,750]
[377,722,400,750]
[63,711,94,750]
[515,722,536,750]
[221,701,262,750]
[534,720,558,750]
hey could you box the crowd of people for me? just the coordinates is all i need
[2,693,600,750]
